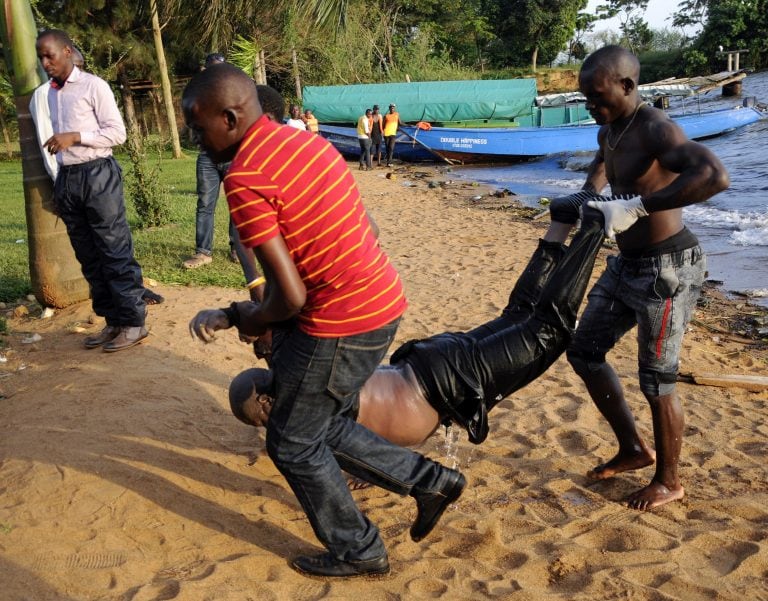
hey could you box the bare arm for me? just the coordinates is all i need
[236,235,306,336]
[189,234,305,342]
[582,137,608,194]
[641,120,730,212]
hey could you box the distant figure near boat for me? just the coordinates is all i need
[286,104,306,130]
[303,108,319,134]
[382,103,402,167]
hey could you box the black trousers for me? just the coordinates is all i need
[384,135,396,163]
[55,157,146,327]
[392,209,606,443]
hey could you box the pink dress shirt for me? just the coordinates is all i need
[48,66,126,166]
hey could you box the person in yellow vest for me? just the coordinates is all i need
[382,103,402,167]
[356,108,373,170]
[303,108,319,134]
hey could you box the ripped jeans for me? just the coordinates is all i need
[568,245,706,396]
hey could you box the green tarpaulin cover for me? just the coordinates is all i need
[303,79,538,124]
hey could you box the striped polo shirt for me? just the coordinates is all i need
[224,115,407,337]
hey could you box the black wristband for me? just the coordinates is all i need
[220,302,240,329]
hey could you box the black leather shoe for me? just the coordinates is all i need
[102,326,148,352]
[410,469,466,542]
[84,325,120,349]
[291,552,390,578]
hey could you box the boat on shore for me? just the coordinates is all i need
[398,105,765,164]
[306,75,764,164]
[318,124,436,162]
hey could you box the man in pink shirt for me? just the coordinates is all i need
[36,29,148,352]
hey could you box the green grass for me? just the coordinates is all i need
[0,151,251,304]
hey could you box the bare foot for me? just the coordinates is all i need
[347,476,371,491]
[587,449,655,480]
[626,481,684,510]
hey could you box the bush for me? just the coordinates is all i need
[638,50,687,82]
[124,134,171,229]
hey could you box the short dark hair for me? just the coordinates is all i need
[204,52,226,66]
[183,62,248,109]
[37,29,74,49]
[256,84,285,123]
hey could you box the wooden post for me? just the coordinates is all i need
[723,81,742,96]
[715,49,749,96]
[716,49,749,73]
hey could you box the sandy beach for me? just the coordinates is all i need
[1,162,767,601]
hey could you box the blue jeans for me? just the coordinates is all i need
[358,137,372,168]
[568,245,706,396]
[266,319,449,561]
[195,151,234,255]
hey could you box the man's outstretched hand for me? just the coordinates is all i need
[190,309,231,343]
[587,196,648,238]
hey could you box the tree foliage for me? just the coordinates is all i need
[490,0,587,70]
[6,0,764,148]
[673,0,768,71]
[593,0,653,53]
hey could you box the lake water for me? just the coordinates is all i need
[453,70,768,307]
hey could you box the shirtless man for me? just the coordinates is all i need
[228,200,611,448]
[564,46,730,510]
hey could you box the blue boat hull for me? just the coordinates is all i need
[399,106,764,163]
[319,125,437,162]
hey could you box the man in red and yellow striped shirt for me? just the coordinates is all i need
[184,64,465,579]
[226,111,404,336]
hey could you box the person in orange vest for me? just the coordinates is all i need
[303,108,319,134]
[382,103,402,167]
[370,105,384,166]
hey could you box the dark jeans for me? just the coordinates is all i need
[385,135,397,164]
[358,137,372,168]
[195,151,235,256]
[55,157,145,327]
[371,136,383,162]
[267,319,449,561]
[568,244,705,396]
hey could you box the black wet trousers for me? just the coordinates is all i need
[392,208,605,443]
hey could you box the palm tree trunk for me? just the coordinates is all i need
[291,48,302,100]
[149,90,165,137]
[259,50,267,84]
[1,0,89,307]
[118,69,142,154]
[149,0,182,158]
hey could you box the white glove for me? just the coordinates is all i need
[586,196,648,238]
